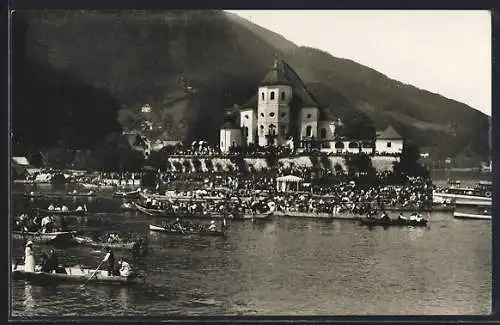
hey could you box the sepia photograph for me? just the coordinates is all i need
[9,9,491,317]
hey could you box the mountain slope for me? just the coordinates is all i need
[11,10,489,164]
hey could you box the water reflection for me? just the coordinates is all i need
[23,282,34,313]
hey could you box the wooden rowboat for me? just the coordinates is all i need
[12,230,77,244]
[12,263,139,285]
[113,189,141,199]
[359,217,428,227]
[149,224,225,237]
[36,208,87,216]
[72,236,137,250]
[453,211,491,220]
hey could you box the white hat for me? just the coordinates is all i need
[211,220,215,224]
[26,240,33,246]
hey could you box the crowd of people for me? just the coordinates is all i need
[14,213,68,233]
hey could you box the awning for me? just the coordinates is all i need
[276,175,304,182]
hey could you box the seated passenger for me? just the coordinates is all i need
[117,258,132,277]
[208,220,217,232]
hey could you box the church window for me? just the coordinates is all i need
[335,141,344,149]
[260,113,264,117]
[245,115,249,119]
[387,142,392,148]
[320,128,327,139]
[307,113,312,119]
[281,92,285,100]
[270,112,275,117]
[270,91,275,100]
[261,92,265,101]
[244,127,249,137]
[260,125,264,129]
[306,125,312,137]
[348,142,359,148]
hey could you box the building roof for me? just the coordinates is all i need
[377,126,402,140]
[258,59,292,86]
[242,59,320,109]
[12,156,30,166]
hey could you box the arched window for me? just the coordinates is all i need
[281,92,285,100]
[320,128,327,139]
[348,142,359,148]
[306,125,312,137]
[335,141,345,149]
[270,91,275,100]
[269,112,275,117]
[244,127,249,137]
[261,92,265,101]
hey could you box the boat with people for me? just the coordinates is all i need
[23,191,45,198]
[359,212,428,227]
[12,230,78,244]
[72,236,138,250]
[148,224,226,237]
[80,182,117,190]
[11,263,139,285]
[120,202,137,211]
[113,188,142,199]
[65,189,95,197]
[453,206,491,220]
[433,181,492,206]
[36,204,87,216]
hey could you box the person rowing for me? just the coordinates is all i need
[102,248,116,276]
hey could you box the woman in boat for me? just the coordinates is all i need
[102,248,116,276]
[117,257,132,277]
[24,241,35,273]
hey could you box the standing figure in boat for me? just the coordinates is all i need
[102,248,116,276]
[24,241,35,272]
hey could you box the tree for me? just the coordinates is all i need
[344,153,376,179]
[392,141,429,181]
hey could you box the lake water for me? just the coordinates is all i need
[9,181,491,317]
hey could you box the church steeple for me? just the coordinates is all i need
[258,53,290,87]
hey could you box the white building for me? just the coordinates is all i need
[375,126,403,155]
[220,121,243,153]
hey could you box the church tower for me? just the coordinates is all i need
[256,58,293,147]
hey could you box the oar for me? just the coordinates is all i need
[82,260,105,286]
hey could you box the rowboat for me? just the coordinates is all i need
[72,236,137,250]
[134,203,166,216]
[12,263,139,285]
[273,211,333,219]
[453,211,491,220]
[148,224,225,237]
[65,190,95,197]
[113,189,141,199]
[359,217,428,227]
[12,230,77,244]
[134,203,217,219]
[36,208,87,216]
[23,192,45,198]
[80,183,117,190]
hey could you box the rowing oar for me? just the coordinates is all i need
[81,260,105,287]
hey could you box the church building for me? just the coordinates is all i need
[237,59,338,149]
[219,58,404,155]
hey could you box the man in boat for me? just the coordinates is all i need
[48,203,55,211]
[76,205,84,211]
[208,220,217,232]
[61,205,69,212]
[102,248,116,276]
[117,257,132,277]
[380,211,390,221]
[46,249,60,273]
[172,218,185,232]
[40,251,50,272]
